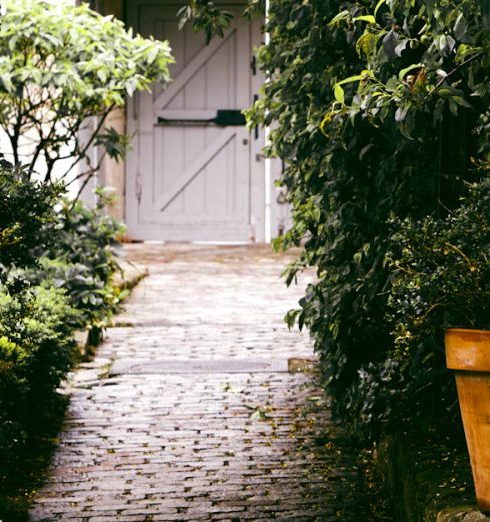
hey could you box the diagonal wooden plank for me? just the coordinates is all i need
[154,24,237,110]
[156,127,236,212]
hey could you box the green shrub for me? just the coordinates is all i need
[56,192,125,285]
[0,162,125,331]
[241,0,490,440]
[355,179,490,434]
[0,274,76,470]
[0,164,63,271]
[32,258,114,330]
[29,191,127,330]
[186,0,490,442]
[0,166,126,515]
[0,0,172,189]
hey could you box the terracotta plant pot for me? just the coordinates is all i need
[445,328,490,513]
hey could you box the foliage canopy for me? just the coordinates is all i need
[250,0,490,437]
[0,0,173,193]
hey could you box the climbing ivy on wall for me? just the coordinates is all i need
[182,0,490,439]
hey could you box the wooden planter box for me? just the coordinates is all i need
[446,328,490,513]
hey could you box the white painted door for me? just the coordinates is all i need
[126,1,265,242]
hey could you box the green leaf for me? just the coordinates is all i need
[398,63,424,80]
[328,10,350,27]
[337,72,370,86]
[334,83,345,104]
[353,15,376,24]
[96,69,107,83]
[356,31,380,57]
[374,0,387,17]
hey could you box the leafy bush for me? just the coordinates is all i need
[182,0,490,442]
[0,274,76,471]
[56,192,125,285]
[0,164,63,270]
[0,160,124,330]
[243,0,490,439]
[354,179,490,435]
[0,0,172,191]
[0,165,127,515]
[32,258,116,332]
[28,192,128,331]
[0,0,169,512]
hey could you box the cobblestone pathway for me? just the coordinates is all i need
[29,245,378,522]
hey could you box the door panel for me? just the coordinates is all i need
[125,1,262,242]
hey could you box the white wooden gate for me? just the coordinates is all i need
[125,1,265,242]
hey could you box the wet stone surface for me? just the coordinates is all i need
[29,244,379,521]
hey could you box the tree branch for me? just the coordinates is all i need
[61,105,115,181]
[424,51,483,101]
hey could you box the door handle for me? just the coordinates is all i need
[251,55,257,75]
[157,110,246,127]
[253,94,259,140]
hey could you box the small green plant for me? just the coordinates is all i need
[178,0,264,42]
[56,190,125,284]
[0,163,63,271]
[32,258,113,330]
[178,1,234,43]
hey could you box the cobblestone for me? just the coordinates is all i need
[29,244,377,521]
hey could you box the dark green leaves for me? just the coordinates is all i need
[180,0,490,440]
[95,128,131,161]
[0,163,63,269]
[249,0,490,441]
[177,1,233,44]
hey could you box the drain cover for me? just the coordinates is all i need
[110,358,289,375]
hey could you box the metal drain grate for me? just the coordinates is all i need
[110,358,289,375]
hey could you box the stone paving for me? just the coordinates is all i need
[29,244,378,522]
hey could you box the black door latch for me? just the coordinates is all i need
[157,109,246,127]
[214,110,247,126]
